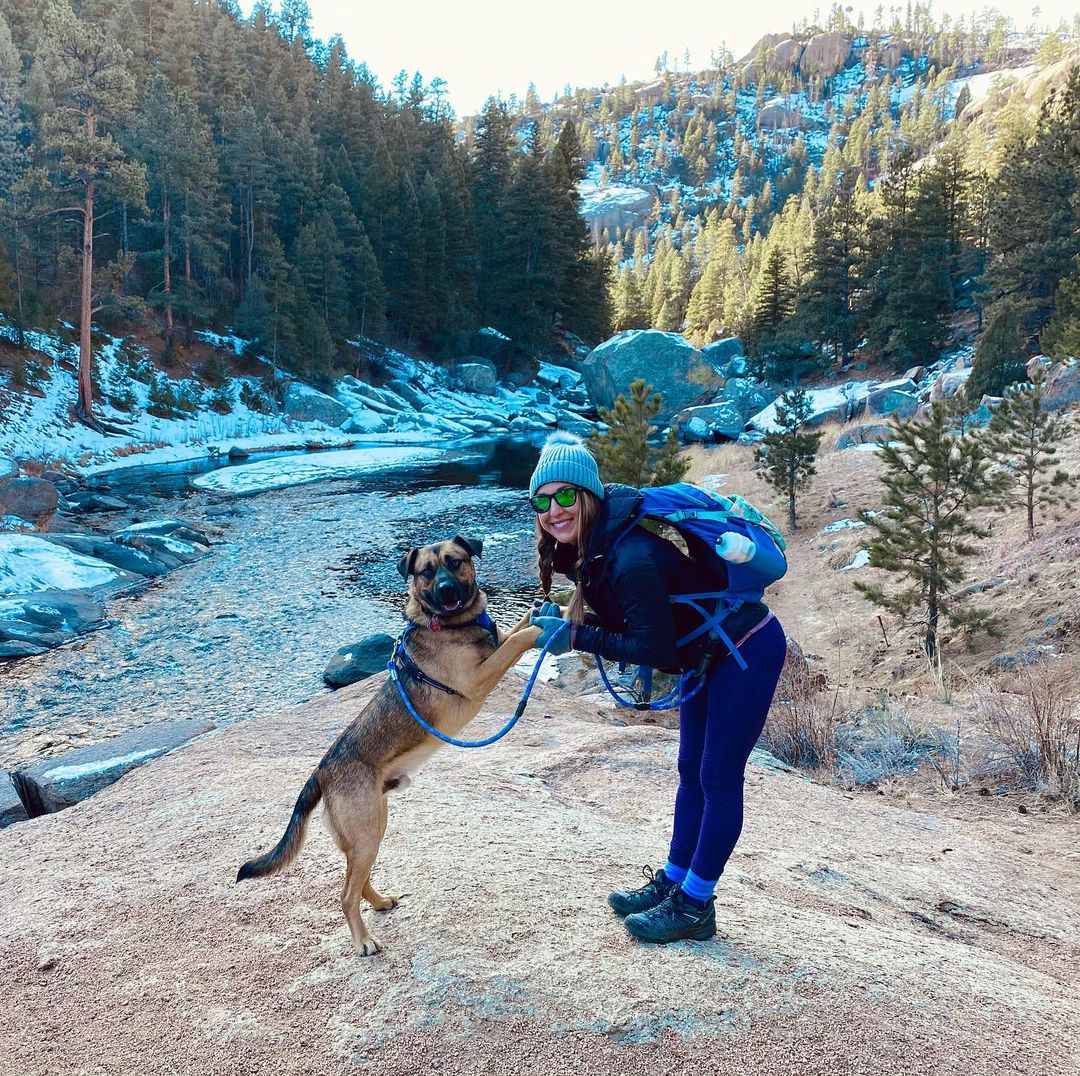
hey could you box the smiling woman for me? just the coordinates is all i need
[524,430,788,946]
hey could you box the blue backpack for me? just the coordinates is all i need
[611,482,788,675]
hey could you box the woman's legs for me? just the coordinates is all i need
[665,616,787,898]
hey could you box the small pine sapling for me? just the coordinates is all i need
[756,387,823,531]
[986,365,1073,540]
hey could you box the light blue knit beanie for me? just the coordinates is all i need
[529,431,605,500]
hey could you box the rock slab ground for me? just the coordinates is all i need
[1,675,1077,1076]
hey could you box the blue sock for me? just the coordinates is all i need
[680,869,717,906]
[663,860,688,885]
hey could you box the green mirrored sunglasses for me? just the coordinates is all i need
[529,486,578,513]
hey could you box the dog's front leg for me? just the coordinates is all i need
[498,607,538,643]
[471,624,543,698]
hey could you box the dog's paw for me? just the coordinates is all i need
[356,934,383,957]
[368,892,399,911]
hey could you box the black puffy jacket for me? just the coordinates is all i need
[553,483,769,674]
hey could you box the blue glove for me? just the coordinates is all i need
[533,600,563,619]
[530,614,572,655]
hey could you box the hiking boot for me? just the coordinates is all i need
[607,865,675,917]
[623,886,716,944]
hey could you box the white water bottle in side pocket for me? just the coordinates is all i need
[715,531,756,564]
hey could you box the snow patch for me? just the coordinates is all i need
[190,446,444,496]
[0,534,122,595]
[840,549,871,571]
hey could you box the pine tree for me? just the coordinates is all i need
[854,398,1009,659]
[983,67,1080,343]
[1042,257,1080,359]
[470,98,514,327]
[986,366,1073,540]
[756,388,824,531]
[588,379,689,487]
[610,265,649,332]
[130,75,216,344]
[968,300,1027,400]
[800,168,867,364]
[867,152,952,368]
[746,245,796,355]
[35,0,147,425]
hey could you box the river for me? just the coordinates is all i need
[0,437,547,768]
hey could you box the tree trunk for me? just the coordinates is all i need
[13,205,24,347]
[78,166,95,423]
[1027,477,1035,541]
[163,189,173,338]
[787,463,797,532]
[926,559,939,660]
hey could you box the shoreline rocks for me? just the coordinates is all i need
[6,718,215,821]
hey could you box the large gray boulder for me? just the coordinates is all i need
[283,382,349,427]
[581,330,718,419]
[836,423,894,450]
[800,32,852,77]
[768,38,803,71]
[40,533,170,578]
[385,379,431,410]
[880,38,912,69]
[0,476,59,527]
[323,633,396,689]
[455,361,498,395]
[701,337,746,376]
[1036,357,1080,411]
[722,377,774,420]
[578,183,655,243]
[9,719,215,817]
[929,370,970,402]
[673,401,746,442]
[865,379,919,419]
[758,102,808,129]
[0,774,27,827]
[341,409,389,435]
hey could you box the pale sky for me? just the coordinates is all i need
[295,1,1078,115]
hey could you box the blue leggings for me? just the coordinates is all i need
[667,615,787,883]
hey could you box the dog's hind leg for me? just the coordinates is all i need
[363,794,399,911]
[340,855,381,956]
[325,779,385,956]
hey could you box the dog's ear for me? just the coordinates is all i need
[397,547,419,581]
[452,535,483,559]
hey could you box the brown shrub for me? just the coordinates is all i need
[979,664,1080,810]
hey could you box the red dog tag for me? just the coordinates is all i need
[429,616,441,632]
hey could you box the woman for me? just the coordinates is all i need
[527,432,787,944]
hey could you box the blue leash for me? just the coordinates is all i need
[593,657,707,712]
[388,621,570,748]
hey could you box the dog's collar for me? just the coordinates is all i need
[426,609,498,645]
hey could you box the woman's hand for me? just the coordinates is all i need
[529,614,572,655]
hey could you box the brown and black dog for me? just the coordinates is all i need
[236,536,542,955]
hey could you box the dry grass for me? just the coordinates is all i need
[110,440,169,458]
[978,665,1080,810]
[765,649,839,772]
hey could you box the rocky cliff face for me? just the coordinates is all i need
[1,673,1076,1074]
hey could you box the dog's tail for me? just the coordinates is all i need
[236,771,322,882]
